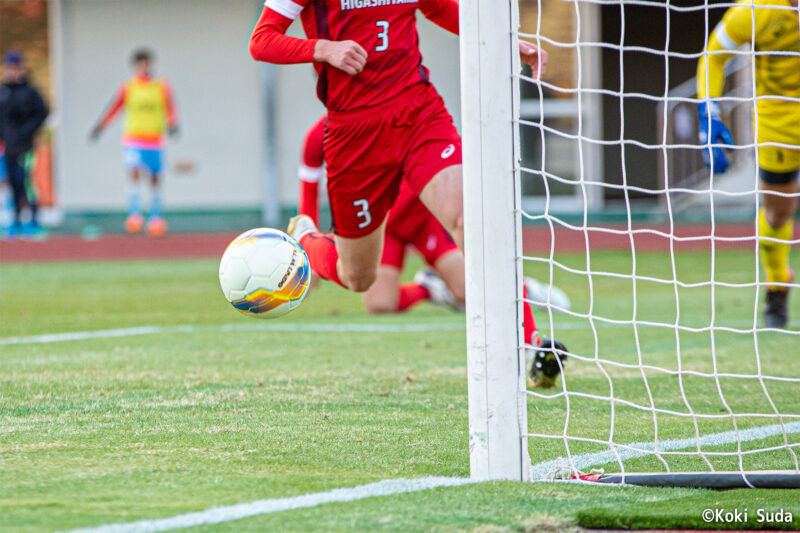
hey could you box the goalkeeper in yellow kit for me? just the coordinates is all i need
[697,0,800,328]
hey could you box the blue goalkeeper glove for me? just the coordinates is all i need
[698,101,734,174]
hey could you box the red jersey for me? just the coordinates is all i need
[250,0,458,112]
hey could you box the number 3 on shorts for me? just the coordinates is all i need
[353,199,372,229]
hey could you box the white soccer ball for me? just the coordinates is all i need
[219,228,311,319]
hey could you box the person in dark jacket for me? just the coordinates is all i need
[0,50,48,237]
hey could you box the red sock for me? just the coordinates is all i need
[396,283,430,312]
[522,285,539,346]
[299,232,345,289]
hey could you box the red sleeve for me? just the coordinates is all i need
[249,6,318,64]
[302,116,325,168]
[162,80,178,129]
[299,181,320,226]
[95,84,126,130]
[297,116,326,225]
[419,0,459,35]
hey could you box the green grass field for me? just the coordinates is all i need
[2,248,799,532]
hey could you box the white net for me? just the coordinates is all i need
[517,0,800,484]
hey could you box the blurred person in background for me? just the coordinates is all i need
[0,49,48,239]
[89,48,179,237]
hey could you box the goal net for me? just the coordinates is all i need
[460,0,800,487]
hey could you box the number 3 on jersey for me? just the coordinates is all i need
[376,21,389,52]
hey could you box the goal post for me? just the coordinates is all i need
[460,0,800,487]
[460,0,529,481]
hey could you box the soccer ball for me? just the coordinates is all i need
[219,228,311,319]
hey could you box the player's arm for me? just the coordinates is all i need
[163,80,179,137]
[419,0,459,34]
[89,85,125,141]
[298,116,326,226]
[695,6,752,173]
[418,0,547,77]
[249,2,367,75]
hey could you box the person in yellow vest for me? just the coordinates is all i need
[697,0,800,328]
[90,49,179,236]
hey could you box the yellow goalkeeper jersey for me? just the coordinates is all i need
[697,0,800,148]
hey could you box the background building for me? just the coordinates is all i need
[2,0,740,233]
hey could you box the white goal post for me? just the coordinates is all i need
[460,0,800,487]
[460,0,529,481]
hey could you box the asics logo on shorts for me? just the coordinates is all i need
[426,235,438,251]
[441,144,455,159]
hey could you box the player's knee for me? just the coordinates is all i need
[443,210,464,242]
[342,269,377,293]
[765,206,793,228]
[363,299,395,314]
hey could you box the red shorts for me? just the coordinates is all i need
[380,184,459,270]
[324,83,462,238]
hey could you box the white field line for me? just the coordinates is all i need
[0,322,466,346]
[530,421,800,480]
[59,477,475,533]
[1,319,763,347]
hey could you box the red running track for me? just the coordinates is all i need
[0,223,782,264]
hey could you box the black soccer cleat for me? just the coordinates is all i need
[764,288,790,329]
[529,338,568,389]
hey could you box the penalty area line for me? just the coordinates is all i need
[59,477,474,533]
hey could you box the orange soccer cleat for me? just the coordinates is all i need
[146,216,168,237]
[124,213,144,234]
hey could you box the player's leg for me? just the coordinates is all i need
[523,276,572,311]
[419,164,463,250]
[404,88,565,385]
[0,178,10,233]
[426,246,540,346]
[361,232,410,313]
[123,148,144,233]
[5,152,25,236]
[144,149,167,236]
[760,179,796,281]
[400,87,464,251]
[431,250,465,304]
[0,149,10,231]
[409,219,462,310]
[759,175,798,328]
[290,215,387,293]
[361,266,402,314]
[365,230,438,313]
[334,226,386,292]
[757,145,800,328]
[20,150,41,236]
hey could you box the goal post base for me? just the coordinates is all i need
[582,471,800,489]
